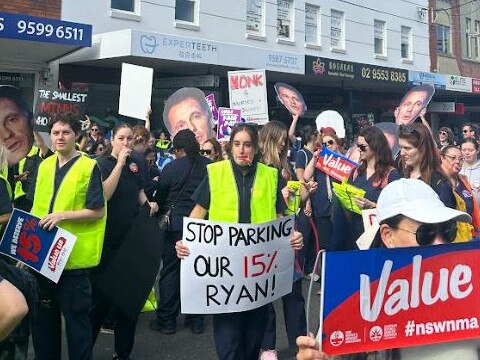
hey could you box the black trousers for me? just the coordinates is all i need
[213,305,268,360]
[90,285,137,359]
[32,271,92,360]
[156,230,203,327]
[261,280,306,351]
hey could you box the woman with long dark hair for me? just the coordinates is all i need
[150,129,211,335]
[398,122,454,208]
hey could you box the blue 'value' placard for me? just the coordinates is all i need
[0,12,92,47]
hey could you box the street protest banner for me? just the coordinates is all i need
[33,88,88,131]
[315,147,358,182]
[0,209,76,283]
[319,241,480,355]
[119,63,153,120]
[205,93,219,123]
[180,216,295,314]
[216,107,241,141]
[228,69,269,125]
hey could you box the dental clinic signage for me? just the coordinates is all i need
[319,241,480,355]
[0,12,92,46]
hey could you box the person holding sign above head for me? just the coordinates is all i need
[162,87,214,146]
[394,84,434,126]
[297,178,476,360]
[28,113,106,360]
[175,123,304,360]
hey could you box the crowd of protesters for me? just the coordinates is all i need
[0,83,479,360]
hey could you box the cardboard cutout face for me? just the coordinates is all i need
[315,110,346,139]
[394,84,435,125]
[163,87,213,145]
[274,82,307,117]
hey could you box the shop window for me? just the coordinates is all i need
[246,0,265,39]
[374,20,386,57]
[305,4,320,46]
[277,0,294,43]
[401,26,412,60]
[330,10,345,52]
[437,24,451,54]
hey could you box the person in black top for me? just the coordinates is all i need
[91,123,158,360]
[150,129,210,335]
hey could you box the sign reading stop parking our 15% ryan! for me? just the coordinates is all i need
[0,209,77,283]
[180,217,295,314]
[319,241,480,356]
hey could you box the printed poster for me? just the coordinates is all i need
[0,209,77,283]
[315,147,358,182]
[216,107,241,141]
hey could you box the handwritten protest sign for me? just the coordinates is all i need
[216,107,241,141]
[0,209,77,283]
[205,93,219,123]
[33,88,88,131]
[180,217,295,314]
[119,63,153,120]
[316,147,358,182]
[228,69,269,125]
[319,242,480,355]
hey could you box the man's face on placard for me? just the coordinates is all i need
[277,86,306,117]
[166,97,211,145]
[394,89,429,125]
[0,97,33,165]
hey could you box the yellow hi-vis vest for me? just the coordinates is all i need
[31,153,106,270]
[0,172,12,233]
[207,160,277,223]
[14,145,40,200]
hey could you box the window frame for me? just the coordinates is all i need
[174,0,200,31]
[373,19,387,59]
[246,0,266,40]
[330,9,345,52]
[436,24,452,55]
[401,26,412,61]
[276,0,295,44]
[305,3,321,48]
[110,0,141,21]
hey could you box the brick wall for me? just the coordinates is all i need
[0,0,61,19]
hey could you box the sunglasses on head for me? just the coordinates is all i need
[322,140,334,147]
[393,220,457,246]
[357,144,369,152]
[200,149,212,155]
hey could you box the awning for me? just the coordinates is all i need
[0,11,92,66]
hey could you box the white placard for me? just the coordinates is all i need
[228,69,269,125]
[119,63,153,120]
[180,217,295,314]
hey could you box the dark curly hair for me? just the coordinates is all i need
[172,129,200,157]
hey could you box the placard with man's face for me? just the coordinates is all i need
[274,82,307,117]
[394,84,435,125]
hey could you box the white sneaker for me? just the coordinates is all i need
[259,349,278,360]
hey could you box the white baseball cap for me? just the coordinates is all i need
[377,178,471,224]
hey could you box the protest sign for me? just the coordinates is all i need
[228,69,269,125]
[205,93,219,123]
[216,107,241,141]
[0,209,76,283]
[315,147,358,182]
[332,179,365,215]
[119,63,153,120]
[33,88,88,132]
[274,82,307,117]
[180,217,295,314]
[319,241,480,355]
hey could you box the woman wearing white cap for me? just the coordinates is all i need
[296,178,476,360]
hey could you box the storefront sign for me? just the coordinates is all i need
[429,102,464,115]
[154,75,219,89]
[320,241,480,355]
[446,75,472,93]
[408,71,446,89]
[306,56,407,85]
[180,217,294,314]
[0,11,92,46]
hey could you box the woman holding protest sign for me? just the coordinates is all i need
[90,123,158,360]
[398,123,455,209]
[175,123,304,360]
[337,126,400,250]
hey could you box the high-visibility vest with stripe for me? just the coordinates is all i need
[0,171,12,233]
[31,154,106,270]
[207,160,277,223]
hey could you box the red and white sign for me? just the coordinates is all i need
[315,147,358,182]
[473,79,480,94]
[428,102,465,115]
